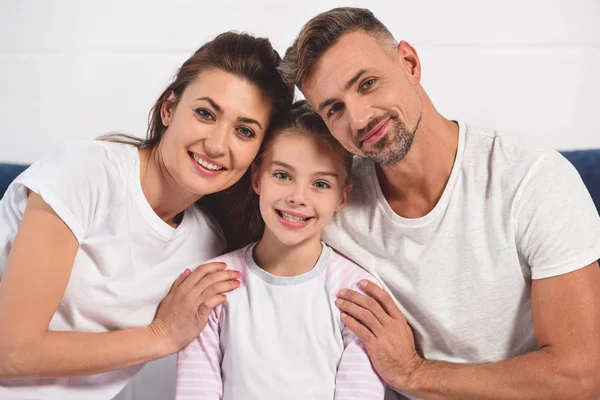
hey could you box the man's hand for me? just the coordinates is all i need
[336,280,423,390]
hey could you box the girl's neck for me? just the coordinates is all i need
[253,230,323,277]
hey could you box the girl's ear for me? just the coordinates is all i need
[160,91,177,126]
[335,183,352,211]
[251,163,261,195]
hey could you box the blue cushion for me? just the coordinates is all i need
[560,150,600,214]
[0,163,28,200]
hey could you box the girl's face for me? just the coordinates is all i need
[158,68,272,197]
[252,132,351,247]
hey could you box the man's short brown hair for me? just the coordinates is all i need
[280,7,395,89]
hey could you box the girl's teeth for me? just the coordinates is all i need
[281,212,307,223]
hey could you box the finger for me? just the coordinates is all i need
[338,288,389,326]
[178,262,230,292]
[196,279,241,302]
[197,294,228,323]
[340,312,376,345]
[359,280,406,320]
[168,269,191,293]
[336,296,383,335]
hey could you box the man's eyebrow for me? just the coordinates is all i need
[317,69,369,113]
[345,69,368,91]
[195,97,222,114]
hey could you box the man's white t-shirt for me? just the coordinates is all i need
[323,122,600,399]
[0,141,225,399]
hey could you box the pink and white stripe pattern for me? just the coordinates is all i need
[324,248,386,400]
[175,245,385,399]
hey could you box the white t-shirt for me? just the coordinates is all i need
[0,140,225,400]
[322,122,600,400]
[176,243,386,400]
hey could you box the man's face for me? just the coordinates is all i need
[302,31,423,166]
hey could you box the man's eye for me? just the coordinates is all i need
[327,103,343,117]
[361,79,376,91]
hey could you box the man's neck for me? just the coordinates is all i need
[376,116,459,218]
[253,230,323,277]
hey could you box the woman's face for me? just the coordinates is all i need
[158,69,272,197]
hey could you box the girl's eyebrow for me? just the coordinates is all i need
[270,160,339,180]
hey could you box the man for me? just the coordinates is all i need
[280,7,600,400]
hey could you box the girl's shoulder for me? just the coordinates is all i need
[321,244,382,294]
[200,244,253,274]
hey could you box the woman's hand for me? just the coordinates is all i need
[150,262,240,354]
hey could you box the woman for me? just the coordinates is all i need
[0,31,293,399]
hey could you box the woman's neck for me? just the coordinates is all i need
[253,229,323,277]
[139,147,200,228]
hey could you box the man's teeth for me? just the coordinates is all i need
[193,154,224,171]
[280,211,308,223]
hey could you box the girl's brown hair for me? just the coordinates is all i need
[239,100,353,245]
[100,31,294,251]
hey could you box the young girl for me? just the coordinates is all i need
[0,32,293,400]
[175,101,385,399]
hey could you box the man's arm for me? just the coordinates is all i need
[335,263,600,400]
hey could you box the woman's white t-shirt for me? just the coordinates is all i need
[0,140,225,399]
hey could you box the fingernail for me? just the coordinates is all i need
[359,280,367,288]
[339,289,348,296]
[335,299,344,305]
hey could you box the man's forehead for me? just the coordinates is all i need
[303,32,386,97]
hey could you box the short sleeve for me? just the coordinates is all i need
[514,151,600,279]
[13,141,123,243]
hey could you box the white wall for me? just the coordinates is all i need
[1,1,598,399]
[1,0,599,164]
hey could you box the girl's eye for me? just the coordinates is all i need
[236,127,256,139]
[195,108,214,121]
[274,172,290,181]
[361,79,376,91]
[314,181,331,189]
[327,103,343,118]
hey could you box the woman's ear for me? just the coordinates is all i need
[251,163,261,195]
[335,183,352,211]
[160,91,177,126]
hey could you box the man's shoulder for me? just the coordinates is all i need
[462,122,555,183]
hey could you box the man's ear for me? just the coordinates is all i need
[251,163,261,195]
[396,40,422,84]
[336,183,352,211]
[160,91,177,126]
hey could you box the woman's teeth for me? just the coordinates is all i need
[193,154,224,171]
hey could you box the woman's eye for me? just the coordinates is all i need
[195,108,214,121]
[314,181,331,189]
[274,172,290,181]
[236,127,256,139]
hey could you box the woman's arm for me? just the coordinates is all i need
[0,193,239,379]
